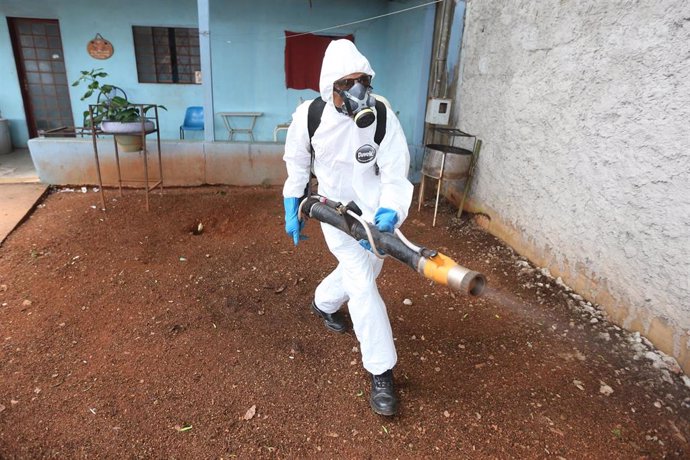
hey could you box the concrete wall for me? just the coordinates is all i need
[27,138,286,187]
[1,0,435,149]
[456,0,690,371]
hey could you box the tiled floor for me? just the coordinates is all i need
[0,182,49,245]
[0,149,39,183]
[0,149,45,245]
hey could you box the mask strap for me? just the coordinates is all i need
[335,89,352,116]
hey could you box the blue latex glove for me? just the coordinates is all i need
[358,239,386,255]
[359,239,373,251]
[284,197,307,246]
[358,207,398,253]
[374,207,398,233]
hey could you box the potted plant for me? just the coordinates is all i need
[72,68,166,152]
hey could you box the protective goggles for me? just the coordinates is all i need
[333,75,372,91]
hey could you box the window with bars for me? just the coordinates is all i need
[132,26,200,84]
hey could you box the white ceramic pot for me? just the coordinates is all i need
[101,120,154,134]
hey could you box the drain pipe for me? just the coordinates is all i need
[424,0,457,148]
[431,0,455,99]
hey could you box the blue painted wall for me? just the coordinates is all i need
[208,0,435,145]
[380,0,436,175]
[0,0,201,146]
[1,0,435,151]
[0,0,202,147]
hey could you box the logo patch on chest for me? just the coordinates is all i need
[355,144,377,164]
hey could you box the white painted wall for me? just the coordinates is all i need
[456,1,690,368]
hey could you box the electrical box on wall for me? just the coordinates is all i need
[425,98,452,125]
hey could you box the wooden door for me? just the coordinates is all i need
[7,18,74,138]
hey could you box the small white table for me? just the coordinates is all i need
[273,121,291,142]
[218,112,263,141]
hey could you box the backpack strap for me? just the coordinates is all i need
[372,99,387,176]
[308,97,326,152]
[305,97,326,197]
[374,99,387,146]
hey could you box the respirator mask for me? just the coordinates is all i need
[334,75,376,128]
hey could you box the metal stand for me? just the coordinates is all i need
[417,153,448,227]
[418,128,481,226]
[457,138,481,218]
[89,104,163,211]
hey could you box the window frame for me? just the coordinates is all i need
[132,25,200,84]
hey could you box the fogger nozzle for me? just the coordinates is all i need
[418,252,486,296]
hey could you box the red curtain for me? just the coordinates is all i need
[284,31,354,91]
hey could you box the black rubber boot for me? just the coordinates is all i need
[311,301,347,333]
[369,369,398,416]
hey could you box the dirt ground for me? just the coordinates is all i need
[0,186,689,459]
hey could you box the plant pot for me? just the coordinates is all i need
[113,134,143,152]
[101,120,154,153]
[101,120,154,134]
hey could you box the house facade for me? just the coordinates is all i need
[0,0,439,184]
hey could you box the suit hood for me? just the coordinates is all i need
[319,39,375,103]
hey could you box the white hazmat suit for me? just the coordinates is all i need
[282,39,413,376]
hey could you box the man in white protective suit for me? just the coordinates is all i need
[282,39,413,416]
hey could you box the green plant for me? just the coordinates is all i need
[72,68,165,126]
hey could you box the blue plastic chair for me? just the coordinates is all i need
[179,106,204,139]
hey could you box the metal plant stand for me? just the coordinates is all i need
[88,104,163,211]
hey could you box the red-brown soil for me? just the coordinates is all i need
[0,186,688,458]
